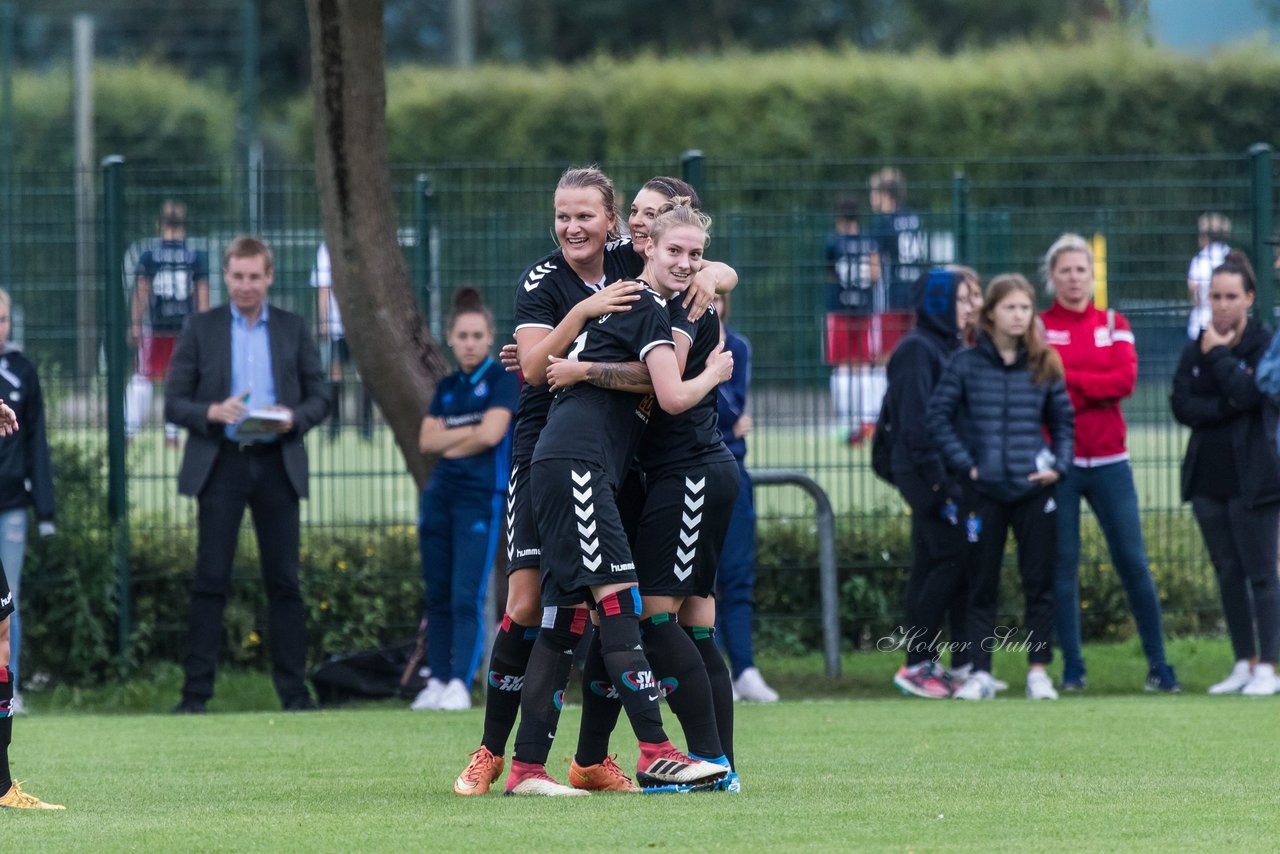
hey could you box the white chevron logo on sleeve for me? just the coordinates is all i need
[573,486,592,504]
[685,476,705,493]
[575,504,594,521]
[681,512,703,529]
[571,469,591,486]
[676,547,696,564]
[684,494,705,512]
[577,520,596,538]
[679,529,698,547]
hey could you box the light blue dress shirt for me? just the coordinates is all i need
[225,302,278,442]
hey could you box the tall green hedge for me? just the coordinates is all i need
[14,62,237,172]
[287,39,1280,163]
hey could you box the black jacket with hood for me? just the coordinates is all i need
[1171,318,1280,508]
[0,345,54,521]
[885,268,967,489]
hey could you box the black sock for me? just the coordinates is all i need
[642,614,723,759]
[480,614,538,756]
[574,628,622,768]
[512,607,587,766]
[597,590,667,746]
[687,624,735,768]
[0,667,12,793]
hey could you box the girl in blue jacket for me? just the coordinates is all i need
[927,274,1074,701]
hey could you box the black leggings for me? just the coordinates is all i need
[896,470,970,667]
[1191,496,1280,664]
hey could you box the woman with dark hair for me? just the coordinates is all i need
[412,289,519,712]
[927,274,1074,701]
[1174,250,1280,697]
[1041,233,1179,694]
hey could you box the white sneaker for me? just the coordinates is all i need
[1025,669,1059,700]
[437,679,473,711]
[410,677,447,711]
[1208,660,1253,695]
[1241,663,1279,697]
[945,663,973,684]
[8,692,26,715]
[989,675,1010,693]
[952,671,997,700]
[733,667,779,703]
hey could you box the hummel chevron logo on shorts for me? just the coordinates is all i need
[572,469,602,571]
[673,476,704,581]
[505,469,518,561]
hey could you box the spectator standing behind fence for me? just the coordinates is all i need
[1177,251,1280,696]
[824,196,883,445]
[869,167,928,310]
[1040,234,1180,694]
[887,268,980,700]
[0,290,54,715]
[128,201,209,447]
[1185,212,1231,341]
[711,292,778,704]
[927,274,1073,701]
[411,289,517,712]
[311,243,373,440]
[165,236,329,714]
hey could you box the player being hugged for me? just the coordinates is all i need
[505,193,734,796]
[547,198,741,791]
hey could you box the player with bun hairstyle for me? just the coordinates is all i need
[412,289,518,712]
[547,199,741,790]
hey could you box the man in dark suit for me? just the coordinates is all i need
[165,235,329,713]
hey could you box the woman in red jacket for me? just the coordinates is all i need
[1040,233,1179,693]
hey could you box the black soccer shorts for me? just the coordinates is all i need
[504,458,542,576]
[633,459,739,598]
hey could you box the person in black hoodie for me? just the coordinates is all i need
[0,289,54,714]
[1172,250,1280,697]
[887,267,982,699]
[928,273,1074,701]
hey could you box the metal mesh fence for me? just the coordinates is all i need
[10,150,1278,661]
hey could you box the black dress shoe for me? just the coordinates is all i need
[282,695,318,712]
[172,697,207,715]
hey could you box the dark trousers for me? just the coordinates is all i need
[1191,496,1280,663]
[896,469,970,667]
[965,486,1057,674]
[715,459,757,677]
[182,444,308,704]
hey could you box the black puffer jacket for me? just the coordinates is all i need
[1170,319,1280,508]
[885,269,966,488]
[927,333,1074,503]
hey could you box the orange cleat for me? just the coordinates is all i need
[569,754,639,792]
[454,746,504,796]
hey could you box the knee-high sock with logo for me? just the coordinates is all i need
[596,590,667,746]
[0,667,12,793]
[480,614,538,757]
[686,624,735,768]
[512,607,587,766]
[642,614,723,760]
[574,628,622,767]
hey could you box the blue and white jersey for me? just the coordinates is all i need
[428,356,519,494]
[826,231,882,314]
[135,238,208,332]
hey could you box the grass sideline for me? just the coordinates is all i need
[5,639,1278,850]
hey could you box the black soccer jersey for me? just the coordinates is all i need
[135,238,208,332]
[637,297,733,475]
[510,239,645,461]
[531,284,673,485]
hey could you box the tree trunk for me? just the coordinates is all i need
[306,0,447,489]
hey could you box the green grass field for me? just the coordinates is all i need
[8,639,1280,851]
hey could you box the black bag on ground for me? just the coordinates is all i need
[310,622,428,705]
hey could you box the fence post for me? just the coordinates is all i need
[951,171,969,264]
[101,154,130,666]
[681,149,705,204]
[1249,143,1273,321]
[414,174,438,339]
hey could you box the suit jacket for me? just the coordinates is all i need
[164,304,329,498]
